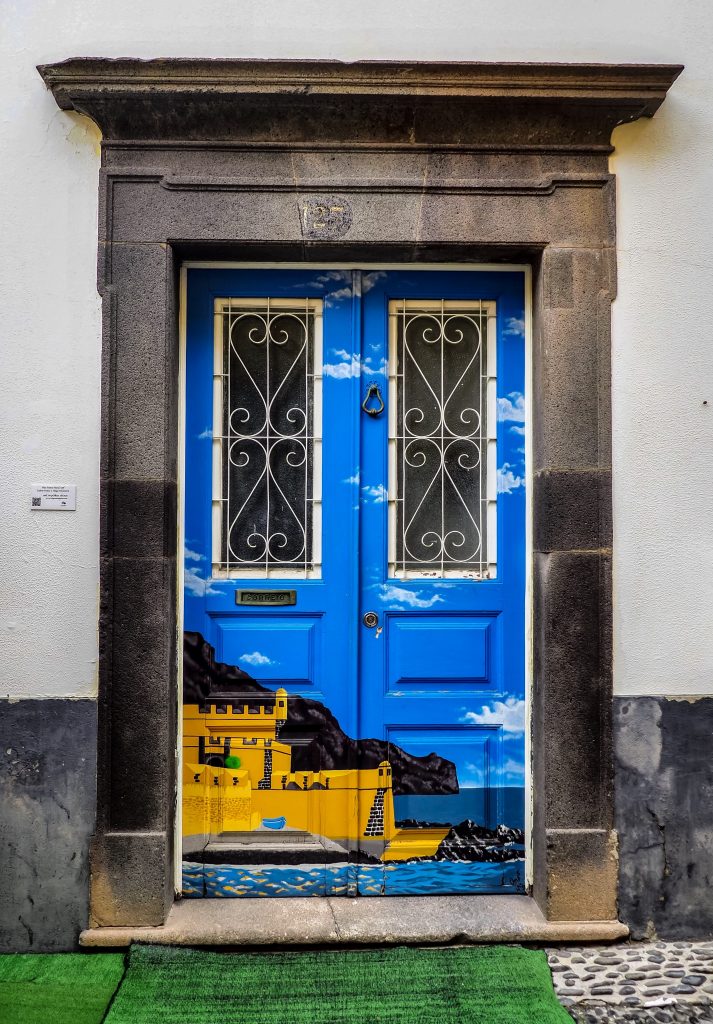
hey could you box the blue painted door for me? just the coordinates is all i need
[182,267,526,898]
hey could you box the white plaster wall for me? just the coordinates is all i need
[1,0,712,698]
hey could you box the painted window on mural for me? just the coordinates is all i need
[388,300,497,580]
[212,298,323,578]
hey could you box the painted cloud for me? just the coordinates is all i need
[504,316,525,336]
[362,483,388,503]
[322,350,387,379]
[184,566,220,597]
[497,463,525,494]
[323,349,362,379]
[378,584,444,609]
[460,697,526,735]
[497,392,525,423]
[238,651,274,667]
[324,287,353,306]
[361,271,387,293]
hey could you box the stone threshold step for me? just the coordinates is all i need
[81,894,628,947]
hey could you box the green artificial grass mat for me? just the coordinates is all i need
[105,943,572,1024]
[0,952,125,1024]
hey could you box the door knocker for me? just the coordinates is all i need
[361,381,385,417]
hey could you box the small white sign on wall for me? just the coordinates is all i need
[31,484,77,510]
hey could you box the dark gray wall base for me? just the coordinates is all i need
[0,699,96,951]
[615,695,713,940]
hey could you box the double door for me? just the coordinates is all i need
[182,267,526,897]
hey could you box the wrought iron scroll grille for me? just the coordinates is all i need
[212,298,323,578]
[388,299,497,579]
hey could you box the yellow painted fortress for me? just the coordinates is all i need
[182,690,448,860]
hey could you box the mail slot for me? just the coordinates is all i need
[235,589,297,607]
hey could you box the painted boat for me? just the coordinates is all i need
[262,816,287,830]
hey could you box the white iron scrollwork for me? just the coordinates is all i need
[393,301,491,578]
[218,300,320,576]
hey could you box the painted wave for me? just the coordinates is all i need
[182,859,525,898]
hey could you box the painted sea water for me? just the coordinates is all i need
[183,859,525,898]
[393,789,525,832]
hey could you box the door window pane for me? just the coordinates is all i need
[388,300,497,579]
[212,298,322,578]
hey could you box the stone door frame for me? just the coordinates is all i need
[38,58,682,935]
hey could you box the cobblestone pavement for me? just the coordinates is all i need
[547,942,713,1024]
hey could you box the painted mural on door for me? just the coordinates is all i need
[182,268,526,897]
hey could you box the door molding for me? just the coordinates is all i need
[38,58,682,930]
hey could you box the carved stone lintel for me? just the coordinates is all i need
[37,59,683,148]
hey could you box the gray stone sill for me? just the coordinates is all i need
[81,895,628,947]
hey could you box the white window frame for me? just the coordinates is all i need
[211,297,323,580]
[387,298,498,581]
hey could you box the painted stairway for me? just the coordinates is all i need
[364,788,386,837]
